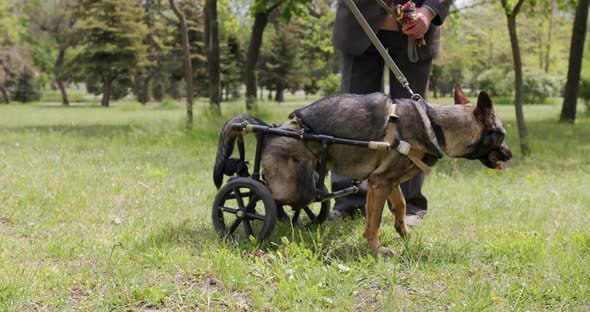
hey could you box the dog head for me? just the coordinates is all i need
[454,86,513,169]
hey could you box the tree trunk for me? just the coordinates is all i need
[102,79,111,107]
[560,0,589,123]
[138,75,151,104]
[245,11,270,110]
[169,0,193,129]
[0,85,10,103]
[275,82,284,102]
[506,13,530,156]
[544,0,555,73]
[206,0,221,115]
[55,48,69,106]
[173,80,180,100]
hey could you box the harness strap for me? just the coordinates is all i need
[372,102,433,175]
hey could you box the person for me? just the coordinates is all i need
[330,0,453,224]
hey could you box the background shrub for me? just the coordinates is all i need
[318,73,341,96]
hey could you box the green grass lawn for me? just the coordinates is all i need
[0,97,589,311]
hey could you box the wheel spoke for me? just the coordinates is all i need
[219,206,239,214]
[233,187,246,209]
[244,193,260,212]
[226,191,252,199]
[303,206,317,221]
[245,212,266,221]
[243,219,254,237]
[292,209,301,224]
[228,219,242,235]
[277,205,289,221]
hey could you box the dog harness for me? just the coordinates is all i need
[372,99,443,176]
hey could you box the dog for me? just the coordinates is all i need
[213,87,512,255]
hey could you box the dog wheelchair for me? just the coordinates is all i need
[211,121,396,242]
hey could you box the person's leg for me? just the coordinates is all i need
[331,46,384,218]
[386,33,433,221]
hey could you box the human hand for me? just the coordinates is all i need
[401,6,434,40]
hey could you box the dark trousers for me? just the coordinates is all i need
[333,30,432,216]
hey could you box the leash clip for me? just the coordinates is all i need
[397,141,411,155]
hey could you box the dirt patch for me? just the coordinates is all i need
[69,286,91,302]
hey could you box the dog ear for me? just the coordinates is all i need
[454,85,471,105]
[475,91,494,121]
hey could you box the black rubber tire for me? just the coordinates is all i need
[212,178,277,242]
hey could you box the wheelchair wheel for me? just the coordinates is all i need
[276,186,331,225]
[212,178,277,242]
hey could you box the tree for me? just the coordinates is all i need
[560,0,589,123]
[13,71,42,102]
[70,0,149,107]
[220,36,242,101]
[24,0,76,106]
[205,0,221,114]
[244,0,311,110]
[258,24,299,102]
[0,0,25,45]
[134,0,164,104]
[0,47,35,103]
[169,0,194,127]
[291,2,335,98]
[500,0,530,156]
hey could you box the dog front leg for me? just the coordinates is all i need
[364,175,394,256]
[389,184,410,237]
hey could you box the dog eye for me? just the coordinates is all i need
[491,131,504,146]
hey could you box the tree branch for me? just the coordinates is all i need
[513,0,526,15]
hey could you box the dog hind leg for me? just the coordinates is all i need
[388,185,410,237]
[364,174,394,256]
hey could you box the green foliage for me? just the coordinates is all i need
[476,67,561,103]
[290,5,335,97]
[86,76,132,101]
[258,25,299,101]
[0,0,26,45]
[430,59,464,98]
[476,68,514,97]
[11,71,41,102]
[522,68,561,103]
[220,36,242,100]
[69,0,149,104]
[318,73,341,96]
[251,0,311,20]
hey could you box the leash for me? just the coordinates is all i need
[343,0,422,101]
[343,0,446,174]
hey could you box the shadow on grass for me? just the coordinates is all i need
[131,219,219,254]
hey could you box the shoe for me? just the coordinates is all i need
[405,214,423,227]
[328,209,354,221]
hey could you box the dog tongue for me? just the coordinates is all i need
[496,163,503,170]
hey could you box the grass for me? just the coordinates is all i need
[0,95,589,311]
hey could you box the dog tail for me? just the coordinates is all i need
[213,114,269,189]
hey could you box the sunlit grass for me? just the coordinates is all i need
[0,96,588,310]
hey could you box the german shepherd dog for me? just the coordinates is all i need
[214,87,512,255]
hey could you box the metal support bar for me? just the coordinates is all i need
[315,140,331,200]
[232,123,392,150]
[317,186,360,201]
[252,132,264,181]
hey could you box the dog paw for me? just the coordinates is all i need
[378,246,397,257]
[394,223,411,237]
